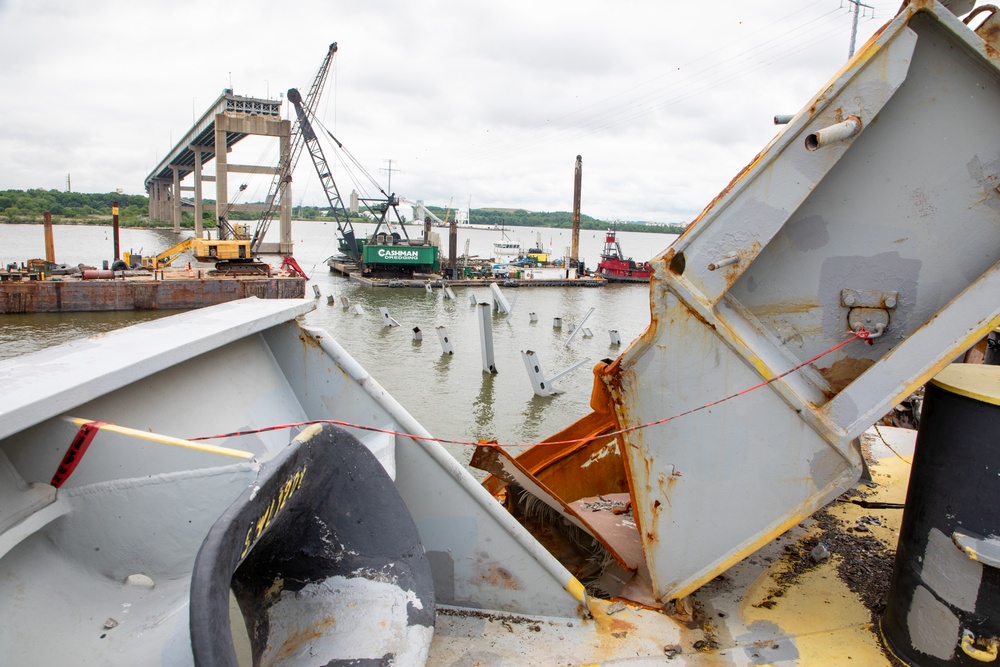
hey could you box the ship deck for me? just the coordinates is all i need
[425,426,914,665]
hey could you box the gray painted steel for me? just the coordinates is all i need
[611,1,1000,602]
[0,297,585,666]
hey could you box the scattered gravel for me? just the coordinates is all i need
[754,486,905,666]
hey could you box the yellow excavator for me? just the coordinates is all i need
[124,232,269,276]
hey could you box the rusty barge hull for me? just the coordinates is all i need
[0,276,306,314]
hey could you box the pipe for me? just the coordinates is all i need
[708,254,738,271]
[43,212,55,263]
[805,116,862,151]
[436,325,454,355]
[477,302,497,374]
[112,201,120,260]
[82,270,115,280]
[564,307,595,347]
[449,213,458,279]
[302,324,590,616]
[571,155,582,264]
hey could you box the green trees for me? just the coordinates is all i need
[0,189,148,224]
[423,206,685,234]
[0,189,686,233]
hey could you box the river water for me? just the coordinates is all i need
[0,221,678,460]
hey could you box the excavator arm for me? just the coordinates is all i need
[148,237,255,271]
[151,238,195,269]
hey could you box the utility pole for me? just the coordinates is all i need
[846,0,875,59]
[571,155,582,266]
[381,159,400,194]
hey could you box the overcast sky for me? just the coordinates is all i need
[0,0,938,222]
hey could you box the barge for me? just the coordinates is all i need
[0,266,305,314]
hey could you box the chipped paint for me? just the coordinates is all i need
[580,442,615,467]
[261,576,434,665]
[818,357,876,395]
[475,558,522,591]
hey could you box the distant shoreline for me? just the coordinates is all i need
[2,218,164,228]
[2,218,684,234]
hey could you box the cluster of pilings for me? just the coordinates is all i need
[310,281,623,398]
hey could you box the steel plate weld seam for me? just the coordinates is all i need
[179,331,868,449]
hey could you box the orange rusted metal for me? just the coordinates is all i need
[516,360,629,502]
[473,444,635,579]
[479,359,629,503]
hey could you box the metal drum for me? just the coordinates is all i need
[882,364,1000,666]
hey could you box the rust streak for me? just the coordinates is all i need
[272,615,337,662]
[747,300,821,318]
[818,357,876,395]
[475,561,522,591]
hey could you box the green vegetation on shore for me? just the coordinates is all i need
[1,189,149,226]
[0,188,686,234]
[423,206,685,234]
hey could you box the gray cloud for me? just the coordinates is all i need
[0,0,918,221]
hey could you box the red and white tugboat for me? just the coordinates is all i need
[596,229,653,282]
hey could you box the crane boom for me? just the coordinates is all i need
[286,87,359,260]
[250,42,339,254]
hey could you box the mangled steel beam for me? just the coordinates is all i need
[572,0,1000,603]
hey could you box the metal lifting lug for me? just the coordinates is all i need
[843,289,897,342]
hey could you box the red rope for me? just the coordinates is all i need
[188,331,867,449]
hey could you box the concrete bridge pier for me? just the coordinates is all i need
[172,167,181,232]
[145,93,292,255]
[148,178,172,225]
[213,111,290,249]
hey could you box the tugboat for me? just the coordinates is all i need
[596,229,653,282]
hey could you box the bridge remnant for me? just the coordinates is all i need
[144,92,292,254]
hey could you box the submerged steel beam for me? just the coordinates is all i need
[477,303,497,373]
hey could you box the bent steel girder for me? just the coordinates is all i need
[606,0,1000,602]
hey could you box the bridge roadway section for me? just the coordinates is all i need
[144,91,293,255]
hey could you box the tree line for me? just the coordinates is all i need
[0,189,686,234]
[424,206,685,234]
[1,189,148,225]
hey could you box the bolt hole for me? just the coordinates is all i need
[668,251,686,275]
